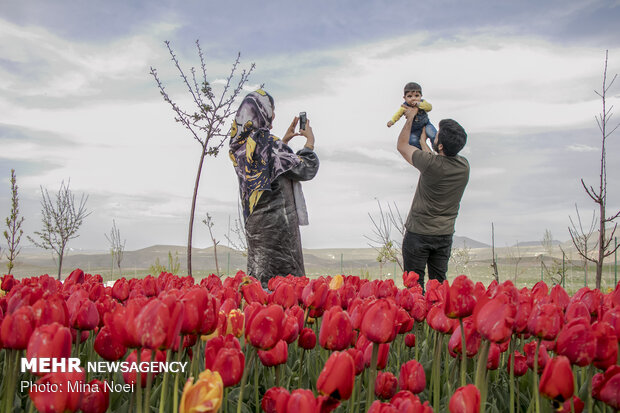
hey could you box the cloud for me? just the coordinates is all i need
[2,5,620,251]
[567,144,599,152]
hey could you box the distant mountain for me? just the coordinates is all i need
[515,240,562,247]
[453,235,489,249]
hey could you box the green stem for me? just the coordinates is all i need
[586,364,594,413]
[237,347,255,413]
[172,345,184,413]
[433,333,444,412]
[275,365,281,388]
[298,349,306,388]
[459,318,467,387]
[159,350,172,413]
[365,342,380,410]
[475,339,490,413]
[509,338,515,413]
[533,339,541,413]
[348,374,357,413]
[136,348,143,413]
[143,349,156,413]
[254,354,259,413]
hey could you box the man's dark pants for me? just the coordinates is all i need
[402,231,453,290]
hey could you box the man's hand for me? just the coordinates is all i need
[403,104,419,120]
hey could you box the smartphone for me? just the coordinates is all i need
[299,112,307,131]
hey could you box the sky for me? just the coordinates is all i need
[1,0,620,253]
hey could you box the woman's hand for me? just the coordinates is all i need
[299,118,315,149]
[282,116,300,144]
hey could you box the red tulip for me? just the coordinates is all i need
[601,307,620,341]
[26,322,72,376]
[403,271,420,288]
[531,280,549,300]
[426,305,453,334]
[524,341,550,372]
[409,293,427,322]
[301,279,329,310]
[592,366,620,409]
[549,284,570,311]
[487,343,500,370]
[30,369,85,413]
[405,334,416,348]
[559,396,584,413]
[79,379,110,413]
[281,313,300,344]
[1,305,35,349]
[399,360,426,394]
[514,289,533,333]
[122,349,165,387]
[449,319,481,358]
[211,347,245,387]
[134,298,170,349]
[258,339,288,367]
[272,282,298,309]
[180,288,218,335]
[375,371,398,399]
[262,387,290,413]
[247,304,284,350]
[507,351,528,376]
[449,384,481,413]
[111,278,129,301]
[475,294,515,343]
[556,318,596,366]
[362,340,390,370]
[1,274,17,292]
[367,400,398,413]
[527,303,563,340]
[242,280,268,305]
[320,306,353,350]
[286,389,317,413]
[565,301,591,323]
[539,356,574,402]
[361,299,399,343]
[444,275,476,319]
[317,351,355,400]
[298,327,316,350]
[32,296,69,327]
[391,391,433,412]
[346,348,365,376]
[592,321,618,370]
[94,326,127,361]
[204,334,241,370]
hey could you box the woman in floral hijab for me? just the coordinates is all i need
[229,90,319,288]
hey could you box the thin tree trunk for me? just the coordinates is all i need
[597,201,605,289]
[187,148,207,277]
[213,242,220,276]
[58,245,65,280]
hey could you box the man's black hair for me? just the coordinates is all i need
[437,119,467,156]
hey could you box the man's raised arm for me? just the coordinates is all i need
[397,106,419,166]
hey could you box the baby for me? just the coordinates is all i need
[387,82,437,149]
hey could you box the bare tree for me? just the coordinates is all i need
[575,50,620,290]
[450,240,471,275]
[150,40,254,276]
[505,241,523,282]
[105,219,126,274]
[202,212,220,276]
[4,169,24,274]
[225,201,248,256]
[568,203,597,285]
[490,223,499,282]
[28,181,90,280]
[365,200,405,273]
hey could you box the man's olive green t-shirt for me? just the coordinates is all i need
[405,150,470,235]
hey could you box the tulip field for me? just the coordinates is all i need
[1,269,619,413]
